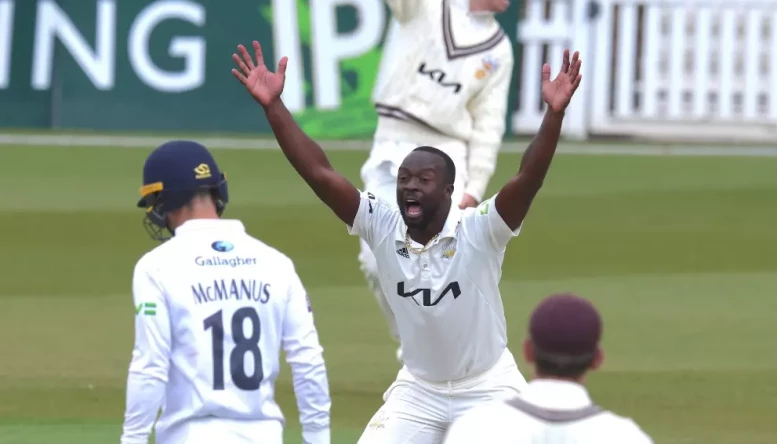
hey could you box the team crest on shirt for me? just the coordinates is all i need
[475,56,500,80]
[367,412,388,429]
[440,238,457,259]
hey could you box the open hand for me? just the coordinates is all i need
[541,49,582,113]
[232,40,287,107]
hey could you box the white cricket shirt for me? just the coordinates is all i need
[443,379,654,444]
[121,219,330,444]
[348,192,520,382]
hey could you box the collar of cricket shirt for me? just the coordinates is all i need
[520,379,593,411]
[395,201,462,244]
[175,219,246,235]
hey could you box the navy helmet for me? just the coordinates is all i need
[137,140,228,241]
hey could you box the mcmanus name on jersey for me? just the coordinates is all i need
[195,255,258,267]
[192,279,271,304]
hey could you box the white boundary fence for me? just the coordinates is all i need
[513,0,777,142]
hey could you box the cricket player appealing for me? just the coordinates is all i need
[232,40,581,443]
[443,294,654,443]
[121,141,331,444]
[364,0,513,360]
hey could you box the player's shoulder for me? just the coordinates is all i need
[459,195,495,224]
[360,190,402,219]
[240,234,297,272]
[133,251,154,276]
[592,411,654,443]
[494,34,514,57]
[447,402,528,442]
[474,34,512,73]
[135,240,176,274]
[362,190,396,209]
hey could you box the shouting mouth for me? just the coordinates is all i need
[404,198,423,219]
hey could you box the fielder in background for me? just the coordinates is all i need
[442,294,654,444]
[121,141,331,444]
[364,0,513,360]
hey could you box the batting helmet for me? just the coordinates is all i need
[137,140,229,241]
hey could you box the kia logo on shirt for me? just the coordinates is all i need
[211,241,234,252]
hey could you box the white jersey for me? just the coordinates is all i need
[443,380,654,444]
[373,0,514,201]
[121,219,331,444]
[348,191,520,382]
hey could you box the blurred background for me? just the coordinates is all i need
[0,0,776,443]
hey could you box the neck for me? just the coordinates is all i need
[407,224,443,246]
[168,207,220,232]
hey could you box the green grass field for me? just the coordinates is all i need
[0,144,775,443]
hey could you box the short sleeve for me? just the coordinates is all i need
[346,191,399,249]
[460,194,521,252]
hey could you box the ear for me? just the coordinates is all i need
[522,339,535,364]
[589,347,604,372]
[444,183,454,198]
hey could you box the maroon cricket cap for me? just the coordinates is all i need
[529,293,602,356]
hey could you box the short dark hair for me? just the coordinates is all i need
[533,344,595,378]
[412,146,455,185]
[184,187,219,208]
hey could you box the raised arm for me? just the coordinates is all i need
[494,50,582,231]
[231,41,360,226]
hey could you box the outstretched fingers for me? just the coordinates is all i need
[560,49,570,74]
[238,44,255,71]
[232,53,250,79]
[231,67,246,85]
[572,74,583,93]
[540,63,551,82]
[569,52,582,80]
[277,56,288,76]
[252,41,266,68]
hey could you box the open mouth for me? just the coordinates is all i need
[404,198,422,218]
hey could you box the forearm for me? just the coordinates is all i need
[517,109,565,185]
[290,357,331,443]
[264,100,335,184]
[121,371,166,444]
[263,99,361,225]
[290,348,331,436]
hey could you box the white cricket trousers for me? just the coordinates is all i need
[357,348,527,444]
[155,417,283,444]
[358,138,467,341]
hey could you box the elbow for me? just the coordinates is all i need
[305,166,336,189]
[514,173,544,195]
[128,355,169,383]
